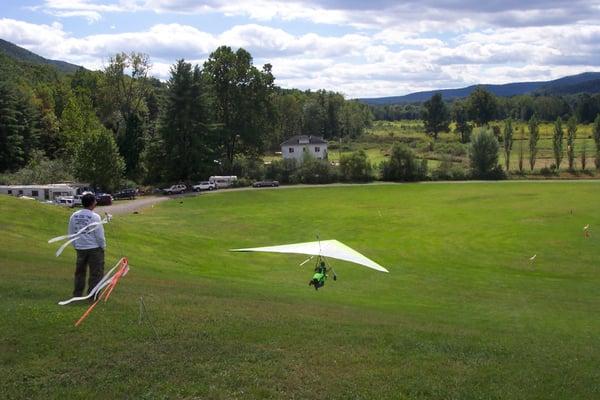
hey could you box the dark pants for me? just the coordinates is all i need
[74,248,105,297]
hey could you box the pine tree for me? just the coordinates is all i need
[0,82,23,171]
[159,60,213,182]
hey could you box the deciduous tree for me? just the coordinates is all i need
[503,118,513,172]
[566,116,577,171]
[422,93,450,139]
[528,115,540,171]
[552,117,564,170]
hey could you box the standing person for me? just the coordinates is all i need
[69,193,106,297]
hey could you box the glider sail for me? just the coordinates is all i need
[231,239,389,272]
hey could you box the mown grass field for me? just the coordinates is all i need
[1,182,600,399]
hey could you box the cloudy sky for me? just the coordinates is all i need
[2,0,600,98]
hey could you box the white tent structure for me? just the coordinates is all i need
[230,239,389,273]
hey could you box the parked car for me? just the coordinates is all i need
[55,196,75,208]
[163,184,187,195]
[114,188,137,200]
[95,193,113,206]
[252,180,280,188]
[192,181,217,191]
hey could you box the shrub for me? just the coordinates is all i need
[380,144,427,182]
[265,159,297,184]
[339,150,373,182]
[431,156,467,181]
[435,142,467,157]
[469,127,503,179]
[231,177,253,187]
[231,157,265,180]
[292,158,338,184]
[540,166,554,176]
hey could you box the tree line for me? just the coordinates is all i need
[0,46,372,190]
[372,88,600,124]
[420,89,600,175]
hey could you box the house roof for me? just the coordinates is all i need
[281,135,327,146]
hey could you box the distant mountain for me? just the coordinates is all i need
[359,72,600,105]
[0,38,82,74]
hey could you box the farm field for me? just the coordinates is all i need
[1,182,600,399]
[319,120,598,174]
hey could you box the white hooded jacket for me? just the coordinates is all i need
[68,209,106,250]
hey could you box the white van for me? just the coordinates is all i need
[209,176,238,188]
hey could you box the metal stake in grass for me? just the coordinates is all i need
[139,296,160,341]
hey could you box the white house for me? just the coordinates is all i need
[281,135,328,162]
[0,184,79,202]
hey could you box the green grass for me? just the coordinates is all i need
[2,183,600,399]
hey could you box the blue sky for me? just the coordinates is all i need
[1,0,600,97]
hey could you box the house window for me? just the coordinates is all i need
[31,190,39,197]
[18,190,23,195]
[314,147,320,152]
[289,147,294,153]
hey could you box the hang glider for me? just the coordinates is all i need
[230,239,389,273]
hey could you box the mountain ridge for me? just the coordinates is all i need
[359,72,600,105]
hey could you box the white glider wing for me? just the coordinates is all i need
[231,239,389,273]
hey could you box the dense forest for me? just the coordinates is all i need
[0,45,372,189]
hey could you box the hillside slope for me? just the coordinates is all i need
[0,38,81,74]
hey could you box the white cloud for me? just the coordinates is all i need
[3,3,600,98]
[35,0,600,30]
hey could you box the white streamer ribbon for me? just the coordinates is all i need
[58,257,126,305]
[48,214,111,257]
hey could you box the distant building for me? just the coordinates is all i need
[0,184,79,201]
[281,135,328,162]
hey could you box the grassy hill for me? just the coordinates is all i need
[1,183,600,398]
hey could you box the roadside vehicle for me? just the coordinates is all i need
[209,176,237,189]
[114,188,137,200]
[252,180,280,188]
[55,196,75,208]
[163,184,187,195]
[95,193,113,206]
[192,181,217,191]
